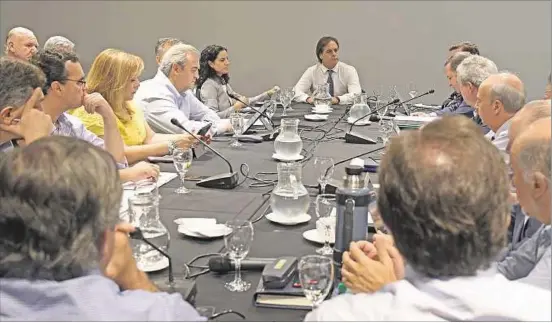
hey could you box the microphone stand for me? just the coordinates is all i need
[344,99,400,144]
[392,89,435,116]
[170,118,239,189]
[129,227,198,304]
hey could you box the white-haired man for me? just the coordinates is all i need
[135,44,231,135]
[4,27,38,61]
[43,36,75,53]
[456,55,498,137]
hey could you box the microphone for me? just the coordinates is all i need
[322,146,386,194]
[208,255,275,273]
[344,99,400,144]
[170,118,239,189]
[227,92,275,129]
[394,89,435,115]
[130,227,197,304]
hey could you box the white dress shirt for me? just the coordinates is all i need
[134,70,223,135]
[293,61,361,105]
[491,118,512,153]
[305,266,551,321]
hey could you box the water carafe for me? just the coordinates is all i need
[313,84,332,110]
[349,93,372,123]
[128,192,170,271]
[333,165,374,279]
[270,162,311,219]
[274,118,303,159]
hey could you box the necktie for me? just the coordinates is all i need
[327,70,334,97]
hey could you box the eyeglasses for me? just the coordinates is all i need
[62,79,86,87]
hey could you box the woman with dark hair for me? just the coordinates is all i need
[196,45,278,118]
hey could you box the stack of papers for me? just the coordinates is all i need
[394,115,438,128]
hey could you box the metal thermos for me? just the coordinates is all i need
[333,165,374,278]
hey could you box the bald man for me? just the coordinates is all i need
[504,100,550,253]
[475,72,525,152]
[498,117,551,290]
[4,27,38,61]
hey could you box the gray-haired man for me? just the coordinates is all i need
[0,136,204,320]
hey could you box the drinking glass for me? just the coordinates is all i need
[172,148,193,194]
[281,87,295,115]
[313,157,334,193]
[133,177,161,203]
[297,255,334,309]
[408,82,417,98]
[224,220,254,292]
[315,194,335,255]
[230,113,244,148]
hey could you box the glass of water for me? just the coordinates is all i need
[408,82,417,98]
[224,220,254,292]
[313,157,334,193]
[133,177,161,203]
[172,148,193,194]
[315,194,336,255]
[230,113,244,148]
[298,255,334,309]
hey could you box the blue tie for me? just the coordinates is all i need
[327,70,334,97]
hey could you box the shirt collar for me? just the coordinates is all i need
[495,118,512,137]
[319,62,339,74]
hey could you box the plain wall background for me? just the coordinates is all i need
[1,0,550,102]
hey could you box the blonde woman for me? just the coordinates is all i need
[69,49,195,163]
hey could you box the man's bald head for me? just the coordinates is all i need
[4,27,38,61]
[509,100,551,151]
[510,117,551,224]
[476,72,525,132]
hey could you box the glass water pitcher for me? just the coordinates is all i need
[349,93,372,122]
[274,118,303,159]
[313,84,332,109]
[270,162,311,218]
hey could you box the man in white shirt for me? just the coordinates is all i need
[134,43,231,135]
[305,116,551,321]
[293,36,361,105]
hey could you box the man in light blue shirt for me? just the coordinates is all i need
[0,136,203,321]
[135,43,231,136]
[504,117,552,290]
[306,116,551,321]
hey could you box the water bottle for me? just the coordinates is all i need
[333,165,374,280]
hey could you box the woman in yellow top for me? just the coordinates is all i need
[69,49,195,164]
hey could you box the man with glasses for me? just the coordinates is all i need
[30,50,160,182]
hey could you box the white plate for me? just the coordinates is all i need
[302,229,335,244]
[174,218,217,227]
[304,114,329,121]
[138,258,170,273]
[347,117,372,125]
[178,224,231,239]
[266,212,311,225]
[312,108,333,114]
[272,153,304,161]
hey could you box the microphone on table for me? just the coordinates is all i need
[322,146,386,194]
[344,99,400,144]
[208,255,275,273]
[392,89,435,116]
[130,227,197,304]
[170,118,239,189]
[227,92,276,129]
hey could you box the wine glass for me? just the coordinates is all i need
[315,194,336,255]
[230,113,244,148]
[281,87,294,116]
[172,148,193,194]
[297,255,334,309]
[224,220,254,292]
[313,157,334,193]
[408,82,417,98]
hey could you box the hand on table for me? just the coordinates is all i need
[129,161,160,181]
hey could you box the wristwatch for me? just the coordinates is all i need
[167,140,178,155]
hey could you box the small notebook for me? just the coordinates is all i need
[253,276,312,310]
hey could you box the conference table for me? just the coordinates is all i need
[149,102,385,321]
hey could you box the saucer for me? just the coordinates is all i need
[347,117,372,125]
[272,153,304,161]
[174,217,217,227]
[177,224,231,239]
[302,229,335,245]
[312,108,333,114]
[266,212,311,225]
[138,258,170,273]
[304,114,329,121]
